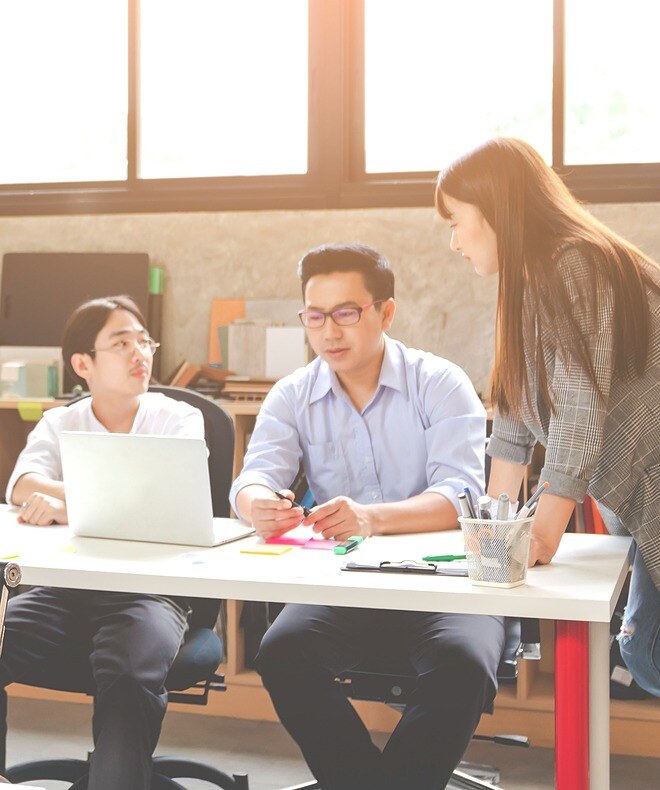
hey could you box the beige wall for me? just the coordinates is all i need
[1,203,659,397]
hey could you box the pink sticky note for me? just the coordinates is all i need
[302,538,339,550]
[265,535,310,546]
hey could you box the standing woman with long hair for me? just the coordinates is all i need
[436,137,659,696]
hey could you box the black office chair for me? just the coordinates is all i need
[277,616,536,790]
[0,385,249,789]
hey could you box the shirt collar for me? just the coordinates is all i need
[379,335,407,395]
[309,335,407,405]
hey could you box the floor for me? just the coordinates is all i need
[4,697,659,789]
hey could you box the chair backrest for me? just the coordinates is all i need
[148,385,235,519]
[339,616,525,710]
[147,386,234,631]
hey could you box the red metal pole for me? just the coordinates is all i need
[555,620,590,789]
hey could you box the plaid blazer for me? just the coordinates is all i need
[487,245,660,589]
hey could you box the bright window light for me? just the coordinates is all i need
[139,0,308,179]
[364,0,553,172]
[0,0,127,184]
[564,0,660,164]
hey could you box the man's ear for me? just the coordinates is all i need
[70,352,92,384]
[380,298,396,331]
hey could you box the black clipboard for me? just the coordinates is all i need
[341,560,468,577]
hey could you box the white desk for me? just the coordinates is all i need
[0,505,632,790]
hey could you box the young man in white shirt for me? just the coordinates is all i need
[1,296,203,790]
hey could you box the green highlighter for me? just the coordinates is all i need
[333,536,364,555]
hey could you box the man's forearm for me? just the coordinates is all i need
[368,491,459,535]
[235,483,278,523]
[11,474,65,506]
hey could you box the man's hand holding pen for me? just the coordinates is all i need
[305,496,374,542]
[247,487,375,542]
[250,489,306,540]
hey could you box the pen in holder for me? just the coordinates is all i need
[458,516,534,588]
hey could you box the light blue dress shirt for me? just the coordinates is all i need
[229,336,486,515]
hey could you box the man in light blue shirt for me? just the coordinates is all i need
[230,243,505,790]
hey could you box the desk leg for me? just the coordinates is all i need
[555,620,589,789]
[589,621,610,790]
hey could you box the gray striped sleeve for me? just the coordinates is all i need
[487,409,537,465]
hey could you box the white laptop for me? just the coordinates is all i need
[60,432,255,547]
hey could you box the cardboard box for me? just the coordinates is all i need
[265,327,307,379]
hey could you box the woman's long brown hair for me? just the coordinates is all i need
[436,137,659,417]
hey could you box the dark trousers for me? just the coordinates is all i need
[0,586,189,790]
[256,605,505,790]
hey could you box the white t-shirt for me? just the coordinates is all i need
[6,392,205,504]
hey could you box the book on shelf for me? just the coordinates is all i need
[167,360,202,388]
[199,364,235,383]
[586,495,607,534]
[582,494,594,533]
[576,494,607,535]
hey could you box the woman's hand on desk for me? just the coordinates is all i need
[528,533,558,566]
[527,493,576,567]
[306,497,373,541]
[18,492,68,527]
[251,490,305,540]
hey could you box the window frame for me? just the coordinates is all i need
[0,0,658,217]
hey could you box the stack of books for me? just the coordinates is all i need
[218,377,275,402]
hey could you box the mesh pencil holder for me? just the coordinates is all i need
[458,516,534,588]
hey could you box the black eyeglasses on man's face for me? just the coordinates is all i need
[90,335,160,357]
[298,300,384,329]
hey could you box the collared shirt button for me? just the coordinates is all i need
[371,492,378,500]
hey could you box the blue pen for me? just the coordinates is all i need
[462,487,476,519]
[273,490,312,518]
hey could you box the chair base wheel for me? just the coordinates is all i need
[154,756,249,788]
[5,757,89,784]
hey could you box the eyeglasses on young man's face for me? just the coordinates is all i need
[298,300,384,329]
[90,335,160,357]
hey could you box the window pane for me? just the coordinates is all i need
[365,0,553,173]
[0,1,127,185]
[565,0,660,165]
[139,0,308,179]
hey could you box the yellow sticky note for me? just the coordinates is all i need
[59,545,77,554]
[240,544,292,556]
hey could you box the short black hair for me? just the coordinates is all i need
[61,295,146,387]
[297,243,395,301]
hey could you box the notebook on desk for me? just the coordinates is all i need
[60,432,255,547]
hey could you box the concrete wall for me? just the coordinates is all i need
[1,203,658,397]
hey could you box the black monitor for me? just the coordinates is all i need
[0,252,150,392]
